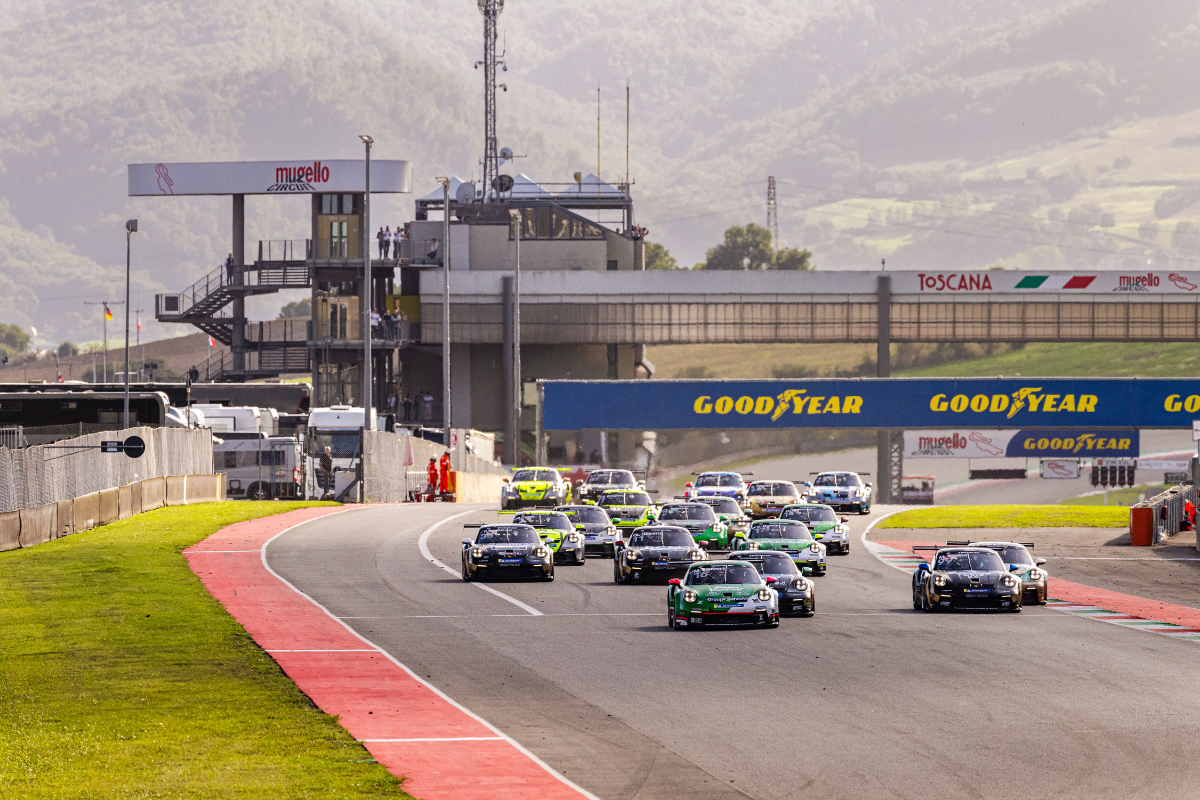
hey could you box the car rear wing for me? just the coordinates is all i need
[946,539,1036,549]
[690,472,754,476]
[808,471,870,475]
[463,523,483,528]
[911,545,942,553]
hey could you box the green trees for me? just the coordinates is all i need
[644,241,679,270]
[698,224,812,271]
[0,324,30,361]
[278,299,312,319]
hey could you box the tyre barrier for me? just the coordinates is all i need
[0,473,226,553]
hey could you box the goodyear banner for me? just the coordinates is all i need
[903,430,1138,458]
[542,378,1200,431]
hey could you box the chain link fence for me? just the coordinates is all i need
[0,426,214,513]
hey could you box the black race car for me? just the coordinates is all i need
[576,469,642,505]
[728,550,815,616]
[614,525,706,584]
[461,524,554,581]
[556,504,622,557]
[912,546,1021,612]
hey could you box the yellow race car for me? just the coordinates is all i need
[745,480,802,519]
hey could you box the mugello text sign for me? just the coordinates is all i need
[128,160,413,196]
[541,379,1200,431]
[903,430,1138,459]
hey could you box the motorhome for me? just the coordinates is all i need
[305,405,374,500]
[213,434,303,500]
[192,404,278,436]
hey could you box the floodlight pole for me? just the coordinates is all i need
[509,209,522,464]
[123,219,138,428]
[360,135,373,423]
[437,177,452,446]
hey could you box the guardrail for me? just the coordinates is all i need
[1130,483,1198,545]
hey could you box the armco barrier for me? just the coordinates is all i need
[166,475,187,506]
[0,511,20,550]
[141,477,165,511]
[19,504,56,547]
[98,488,119,525]
[74,492,99,533]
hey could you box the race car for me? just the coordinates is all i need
[912,545,1022,612]
[614,525,706,584]
[684,471,750,505]
[690,495,752,538]
[804,471,871,514]
[597,489,656,528]
[745,480,801,519]
[557,504,622,557]
[729,550,815,616]
[655,502,729,550]
[948,540,1048,605]
[461,523,554,581]
[501,468,572,510]
[666,560,780,629]
[730,518,826,576]
[575,469,642,505]
[511,510,585,565]
[779,503,851,554]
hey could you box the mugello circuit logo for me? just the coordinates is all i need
[268,161,331,192]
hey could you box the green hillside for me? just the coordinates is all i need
[897,342,1200,378]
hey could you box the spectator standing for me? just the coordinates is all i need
[402,394,414,422]
[370,307,381,334]
[439,450,452,495]
[427,238,439,262]
[420,390,433,421]
[426,457,439,499]
[319,446,334,497]
[224,253,235,282]
[382,226,392,259]
[188,365,200,383]
[377,227,387,259]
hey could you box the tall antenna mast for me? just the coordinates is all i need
[625,83,630,186]
[477,0,505,201]
[597,84,601,177]
[766,175,779,246]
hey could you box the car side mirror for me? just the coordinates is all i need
[814,533,823,539]
[685,482,692,488]
[734,532,744,538]
[916,562,930,572]
[668,578,681,585]
[764,576,776,583]
[502,478,509,483]
[575,524,585,530]
[839,516,849,523]
[1035,558,1046,566]
[801,567,812,575]
[461,538,472,545]
[1009,564,1020,572]
[866,482,872,488]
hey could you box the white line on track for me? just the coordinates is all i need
[260,508,601,800]
[417,511,544,616]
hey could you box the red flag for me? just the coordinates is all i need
[136,316,142,332]
[208,335,215,347]
[104,304,113,321]
[57,372,64,382]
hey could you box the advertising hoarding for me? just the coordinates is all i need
[903,429,1138,458]
[129,160,413,196]
[1040,460,1082,479]
[542,378,1200,431]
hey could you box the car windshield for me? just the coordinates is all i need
[629,528,693,547]
[695,474,742,487]
[513,469,558,482]
[747,482,797,497]
[695,497,742,514]
[599,492,650,507]
[514,513,572,531]
[782,505,838,524]
[477,526,539,544]
[559,506,609,524]
[738,553,799,575]
[686,564,761,585]
[750,521,812,540]
[312,431,360,459]
[934,550,1006,572]
[987,545,1034,566]
[586,470,634,485]
[659,505,716,521]
[814,473,862,487]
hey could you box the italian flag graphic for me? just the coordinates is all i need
[1014,275,1096,289]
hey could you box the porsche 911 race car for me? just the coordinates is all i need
[501,468,572,510]
[557,504,622,557]
[511,510,585,565]
[597,489,656,528]
[948,540,1048,605]
[745,480,801,519]
[684,471,750,504]
[690,495,752,538]
[729,550,815,616]
[461,524,554,581]
[667,561,780,629]
[614,525,707,583]
[730,518,826,575]
[779,503,851,554]
[803,471,871,514]
[912,545,1022,612]
[655,502,729,549]
[575,469,643,505]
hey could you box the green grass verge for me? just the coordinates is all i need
[1059,484,1171,507]
[0,501,412,799]
[897,341,1200,378]
[877,504,1129,528]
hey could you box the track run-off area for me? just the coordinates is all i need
[244,501,1200,800]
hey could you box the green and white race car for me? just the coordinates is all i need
[779,503,851,554]
[690,495,752,539]
[501,468,572,510]
[597,489,657,529]
[948,540,1048,605]
[511,510,586,565]
[667,560,780,629]
[730,518,826,576]
[655,502,729,550]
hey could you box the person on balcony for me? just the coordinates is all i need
[377,227,387,259]
[427,238,439,263]
[224,253,235,283]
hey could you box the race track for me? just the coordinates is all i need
[266,503,1200,800]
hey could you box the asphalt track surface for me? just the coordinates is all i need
[268,503,1200,800]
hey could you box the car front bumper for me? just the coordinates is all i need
[931,586,1021,609]
[467,558,553,578]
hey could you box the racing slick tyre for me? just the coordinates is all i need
[614,563,627,584]
[815,567,827,577]
[804,597,815,617]
[912,588,921,609]
[461,562,473,582]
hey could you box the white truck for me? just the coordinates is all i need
[213,435,303,500]
[192,404,279,436]
[305,405,375,500]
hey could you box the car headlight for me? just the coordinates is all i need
[690,550,705,560]
[567,533,581,543]
[534,547,549,558]
[747,541,760,550]
[625,548,642,562]
[793,578,809,591]
[471,548,483,558]
[933,574,948,586]
[606,526,616,536]
[835,525,847,535]
[809,543,821,553]
[1001,575,1017,587]
[683,590,698,603]
[1026,568,1043,581]
[756,588,773,601]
